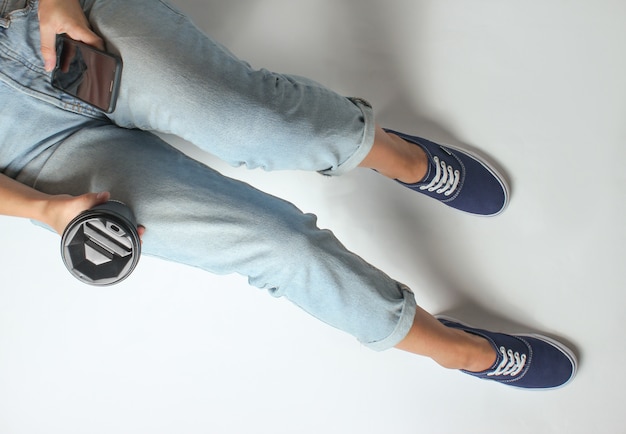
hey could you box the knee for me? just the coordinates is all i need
[246,212,338,296]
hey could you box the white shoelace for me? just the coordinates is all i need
[487,346,527,377]
[418,156,461,196]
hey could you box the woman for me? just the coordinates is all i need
[0,0,576,389]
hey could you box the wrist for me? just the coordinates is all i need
[33,195,59,226]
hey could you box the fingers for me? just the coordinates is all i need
[48,191,148,239]
[88,191,111,207]
[41,26,105,72]
[70,26,105,51]
[67,191,110,210]
[137,225,146,243]
[85,192,146,242]
[38,0,105,72]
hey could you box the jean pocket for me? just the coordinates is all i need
[0,0,31,23]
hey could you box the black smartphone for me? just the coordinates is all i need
[51,34,122,113]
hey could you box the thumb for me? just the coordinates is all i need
[40,32,57,72]
[81,191,111,208]
[66,25,105,51]
[41,29,105,72]
[93,190,111,204]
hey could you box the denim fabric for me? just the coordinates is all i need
[0,0,28,26]
[0,0,416,350]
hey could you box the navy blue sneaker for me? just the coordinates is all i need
[386,130,509,216]
[437,316,577,389]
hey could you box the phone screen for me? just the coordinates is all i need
[51,35,122,113]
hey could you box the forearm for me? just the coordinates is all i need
[0,172,110,235]
[0,172,51,222]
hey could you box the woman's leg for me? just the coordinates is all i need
[18,124,508,376]
[18,125,416,350]
[80,0,374,176]
[79,0,508,215]
[84,0,432,184]
[396,306,496,372]
[19,123,578,388]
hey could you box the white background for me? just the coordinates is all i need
[2,0,626,432]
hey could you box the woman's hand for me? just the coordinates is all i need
[43,191,111,235]
[38,0,104,71]
[0,174,144,238]
[43,191,146,238]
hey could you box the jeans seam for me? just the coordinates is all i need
[155,0,187,19]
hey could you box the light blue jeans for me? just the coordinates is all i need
[0,0,417,350]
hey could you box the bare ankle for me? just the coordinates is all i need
[360,126,428,183]
[458,333,497,372]
[434,330,497,372]
[388,134,429,184]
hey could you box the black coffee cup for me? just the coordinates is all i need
[61,201,141,286]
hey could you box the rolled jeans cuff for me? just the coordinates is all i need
[363,284,417,351]
[319,97,376,177]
